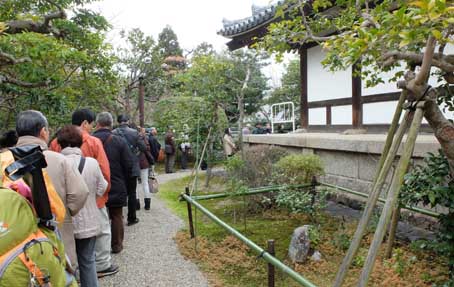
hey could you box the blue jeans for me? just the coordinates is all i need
[76,236,98,287]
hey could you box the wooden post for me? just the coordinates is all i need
[352,62,362,128]
[385,206,401,259]
[300,48,308,129]
[185,187,195,239]
[138,76,145,127]
[267,240,275,287]
[326,105,332,126]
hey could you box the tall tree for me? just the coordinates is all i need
[267,59,300,106]
[116,28,165,121]
[0,0,118,128]
[157,25,183,57]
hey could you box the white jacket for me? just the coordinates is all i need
[61,147,108,239]
[223,134,236,156]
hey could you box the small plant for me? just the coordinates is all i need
[400,150,454,283]
[275,187,329,216]
[273,153,325,185]
[308,225,321,248]
[353,255,365,268]
[332,217,351,251]
[273,154,326,218]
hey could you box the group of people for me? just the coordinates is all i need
[0,109,162,287]
[242,122,273,135]
[163,127,191,173]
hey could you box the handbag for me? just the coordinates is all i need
[157,149,165,162]
[149,176,159,193]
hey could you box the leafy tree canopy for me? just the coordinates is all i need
[157,25,183,58]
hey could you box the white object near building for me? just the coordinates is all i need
[271,101,295,133]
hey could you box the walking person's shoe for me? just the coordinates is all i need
[144,198,151,210]
[127,218,140,226]
[97,264,119,278]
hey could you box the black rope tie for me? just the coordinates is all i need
[256,250,266,260]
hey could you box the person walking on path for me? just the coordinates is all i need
[148,127,161,175]
[57,125,108,287]
[223,128,236,158]
[15,110,89,268]
[113,114,147,226]
[164,129,176,173]
[137,126,154,210]
[49,108,116,277]
[93,112,134,255]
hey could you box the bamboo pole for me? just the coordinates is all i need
[385,207,401,259]
[333,108,412,287]
[358,104,424,287]
[182,193,317,287]
[371,91,407,186]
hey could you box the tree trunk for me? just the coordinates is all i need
[424,97,454,177]
[205,104,219,187]
[238,93,245,156]
[237,67,251,158]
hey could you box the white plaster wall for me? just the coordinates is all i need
[307,46,352,125]
[363,101,399,124]
[332,105,352,125]
[307,44,453,125]
[309,108,326,125]
[307,46,352,102]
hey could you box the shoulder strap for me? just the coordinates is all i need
[102,134,113,147]
[78,157,86,174]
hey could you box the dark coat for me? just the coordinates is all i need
[148,134,161,161]
[93,128,133,208]
[139,133,154,169]
[164,132,176,155]
[113,124,147,177]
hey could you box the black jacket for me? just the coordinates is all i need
[113,124,147,177]
[93,128,133,208]
[148,134,161,161]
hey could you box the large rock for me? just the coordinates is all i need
[288,225,312,263]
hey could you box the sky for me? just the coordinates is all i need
[87,0,294,86]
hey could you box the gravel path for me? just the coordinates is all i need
[99,170,209,287]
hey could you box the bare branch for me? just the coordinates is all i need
[0,51,30,66]
[0,74,50,88]
[381,51,454,73]
[3,0,66,36]
[415,35,436,85]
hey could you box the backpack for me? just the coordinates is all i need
[114,128,140,156]
[0,148,77,287]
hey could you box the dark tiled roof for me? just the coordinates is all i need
[218,1,284,38]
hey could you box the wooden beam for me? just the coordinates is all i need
[352,63,363,128]
[307,92,401,108]
[300,48,308,129]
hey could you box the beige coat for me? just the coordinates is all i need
[16,136,89,267]
[61,147,107,240]
[223,134,236,157]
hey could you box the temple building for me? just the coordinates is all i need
[218,2,453,132]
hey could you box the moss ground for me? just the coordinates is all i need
[158,175,449,287]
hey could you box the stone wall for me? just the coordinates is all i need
[243,133,441,229]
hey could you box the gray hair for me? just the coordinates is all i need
[16,110,48,137]
[96,112,113,128]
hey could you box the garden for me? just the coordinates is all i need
[158,145,452,287]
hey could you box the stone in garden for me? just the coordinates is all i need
[311,250,322,262]
[288,225,312,263]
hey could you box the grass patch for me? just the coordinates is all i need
[159,175,449,287]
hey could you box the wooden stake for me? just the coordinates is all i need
[385,206,401,259]
[358,104,424,287]
[334,108,411,287]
